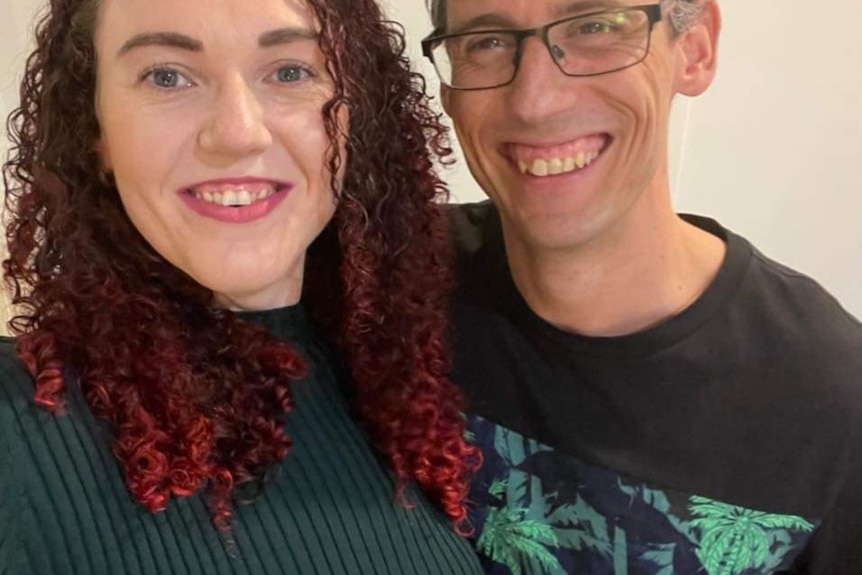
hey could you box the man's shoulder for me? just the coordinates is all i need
[717,228,862,410]
[447,201,512,307]
[684,215,862,349]
[738,234,862,346]
[448,200,502,258]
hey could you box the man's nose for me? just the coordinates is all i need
[504,36,578,123]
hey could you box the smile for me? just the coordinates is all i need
[184,180,289,208]
[509,134,611,178]
[180,178,293,224]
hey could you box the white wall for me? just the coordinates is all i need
[383,0,862,319]
[378,0,482,205]
[1,0,39,139]
[3,0,861,318]
[673,2,862,320]
[0,0,42,327]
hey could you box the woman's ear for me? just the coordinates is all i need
[96,137,113,172]
[674,0,721,97]
[94,86,112,172]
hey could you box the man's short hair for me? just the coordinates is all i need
[425,0,708,36]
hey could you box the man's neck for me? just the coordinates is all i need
[504,188,726,338]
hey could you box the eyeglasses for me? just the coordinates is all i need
[421,4,663,91]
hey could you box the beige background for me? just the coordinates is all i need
[2,0,861,329]
[0,0,39,327]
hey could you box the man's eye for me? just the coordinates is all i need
[466,35,512,53]
[578,21,615,35]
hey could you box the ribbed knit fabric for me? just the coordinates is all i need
[0,304,482,575]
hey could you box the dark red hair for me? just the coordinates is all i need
[3,0,479,530]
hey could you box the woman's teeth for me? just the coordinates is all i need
[192,186,276,207]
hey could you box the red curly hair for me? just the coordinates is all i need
[3,0,479,531]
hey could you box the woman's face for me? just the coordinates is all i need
[94,0,341,310]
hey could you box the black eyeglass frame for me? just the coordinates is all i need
[421,3,664,91]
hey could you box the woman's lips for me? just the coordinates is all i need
[180,179,293,224]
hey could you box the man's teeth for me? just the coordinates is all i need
[518,151,601,177]
[194,187,275,207]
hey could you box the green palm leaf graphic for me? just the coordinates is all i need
[641,544,676,575]
[546,500,612,556]
[689,496,814,575]
[756,515,815,531]
[489,478,507,501]
[477,507,564,575]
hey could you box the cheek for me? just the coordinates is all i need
[272,107,338,207]
[450,96,484,131]
[100,104,196,187]
[447,96,492,160]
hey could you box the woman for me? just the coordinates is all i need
[0,0,481,573]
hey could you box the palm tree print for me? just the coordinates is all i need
[689,496,815,575]
[477,506,565,575]
[464,415,820,574]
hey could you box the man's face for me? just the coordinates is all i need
[441,0,715,254]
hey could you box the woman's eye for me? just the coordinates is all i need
[143,68,193,89]
[273,65,313,84]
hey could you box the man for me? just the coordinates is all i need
[421,0,862,572]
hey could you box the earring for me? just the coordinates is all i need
[97,169,113,187]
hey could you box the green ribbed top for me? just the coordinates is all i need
[0,305,482,575]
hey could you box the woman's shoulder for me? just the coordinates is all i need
[0,336,40,454]
[0,336,36,403]
[0,337,37,571]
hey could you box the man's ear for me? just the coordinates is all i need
[674,0,721,97]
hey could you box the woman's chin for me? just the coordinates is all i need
[207,278,303,312]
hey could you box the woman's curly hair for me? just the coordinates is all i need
[3,0,480,531]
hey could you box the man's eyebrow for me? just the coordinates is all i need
[258,27,319,47]
[117,32,203,58]
[448,13,515,34]
[448,0,627,34]
[556,0,627,18]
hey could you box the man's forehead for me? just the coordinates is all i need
[446,0,635,29]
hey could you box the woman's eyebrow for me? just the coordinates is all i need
[117,27,318,59]
[117,32,203,58]
[258,27,319,47]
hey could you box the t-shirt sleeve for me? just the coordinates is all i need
[787,417,862,573]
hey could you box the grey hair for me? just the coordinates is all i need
[426,0,708,35]
[660,0,708,34]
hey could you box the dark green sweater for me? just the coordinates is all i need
[0,305,482,574]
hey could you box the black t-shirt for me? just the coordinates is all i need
[451,201,862,574]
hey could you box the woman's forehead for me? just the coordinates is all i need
[95,0,321,51]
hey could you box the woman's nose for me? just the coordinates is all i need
[197,76,273,162]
